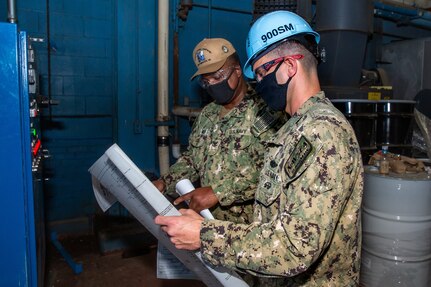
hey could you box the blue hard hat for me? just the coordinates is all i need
[244,10,320,79]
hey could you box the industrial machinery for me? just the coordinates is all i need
[0,22,46,286]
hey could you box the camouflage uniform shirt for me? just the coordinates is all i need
[162,86,282,224]
[200,92,364,286]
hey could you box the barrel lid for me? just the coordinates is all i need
[330,99,378,103]
[377,100,416,104]
[365,165,431,181]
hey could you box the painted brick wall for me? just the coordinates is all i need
[0,0,162,230]
[6,0,116,224]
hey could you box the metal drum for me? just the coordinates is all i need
[360,167,431,287]
[332,99,377,149]
[376,100,416,147]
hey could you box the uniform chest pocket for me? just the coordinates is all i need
[225,129,254,151]
[190,130,222,156]
[189,125,213,148]
[189,133,206,148]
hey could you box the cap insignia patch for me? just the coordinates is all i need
[196,50,206,63]
[222,45,228,53]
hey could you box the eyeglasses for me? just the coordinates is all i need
[254,54,303,82]
[198,66,235,89]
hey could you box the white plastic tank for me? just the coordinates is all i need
[360,167,431,286]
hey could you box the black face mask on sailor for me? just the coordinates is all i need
[204,70,237,105]
[255,61,290,111]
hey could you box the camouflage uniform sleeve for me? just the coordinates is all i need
[160,119,203,197]
[200,118,358,277]
[160,151,200,198]
[212,180,259,206]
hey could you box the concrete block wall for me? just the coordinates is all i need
[41,0,115,224]
[1,0,116,227]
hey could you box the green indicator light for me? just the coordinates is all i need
[31,128,36,136]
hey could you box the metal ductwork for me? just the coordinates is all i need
[316,0,373,87]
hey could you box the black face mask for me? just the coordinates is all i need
[205,74,237,105]
[255,61,289,111]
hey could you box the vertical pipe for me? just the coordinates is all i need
[173,32,179,106]
[157,0,170,176]
[208,0,212,37]
[173,31,180,150]
[46,0,52,119]
[7,0,17,23]
[134,0,142,133]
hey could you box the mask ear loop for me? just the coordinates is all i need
[230,65,242,94]
[231,64,241,79]
[281,54,302,83]
[273,60,290,87]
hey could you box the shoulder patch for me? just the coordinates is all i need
[285,136,313,178]
[252,109,278,136]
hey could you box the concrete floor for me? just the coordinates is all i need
[44,234,206,287]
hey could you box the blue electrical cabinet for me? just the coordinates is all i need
[0,22,45,287]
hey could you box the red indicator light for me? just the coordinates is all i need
[32,139,41,156]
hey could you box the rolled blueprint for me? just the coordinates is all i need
[89,144,248,287]
[175,179,214,219]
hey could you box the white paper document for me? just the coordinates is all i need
[156,243,199,280]
[156,178,216,280]
[88,144,249,287]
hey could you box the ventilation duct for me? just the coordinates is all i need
[316,0,373,86]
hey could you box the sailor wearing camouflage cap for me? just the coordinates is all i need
[153,38,283,242]
[156,11,363,287]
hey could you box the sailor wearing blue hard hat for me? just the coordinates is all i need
[243,11,321,112]
[154,10,364,287]
[244,10,320,79]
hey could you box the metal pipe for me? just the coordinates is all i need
[191,3,251,15]
[411,18,431,29]
[375,1,431,21]
[46,0,53,119]
[172,105,202,118]
[134,2,142,133]
[157,0,170,176]
[50,232,83,274]
[173,32,180,147]
[374,1,431,29]
[177,0,193,21]
[173,32,179,107]
[208,0,212,38]
[7,0,17,23]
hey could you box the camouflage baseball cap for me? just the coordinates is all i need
[191,38,236,80]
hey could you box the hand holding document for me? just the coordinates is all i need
[89,144,248,287]
[176,179,214,219]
